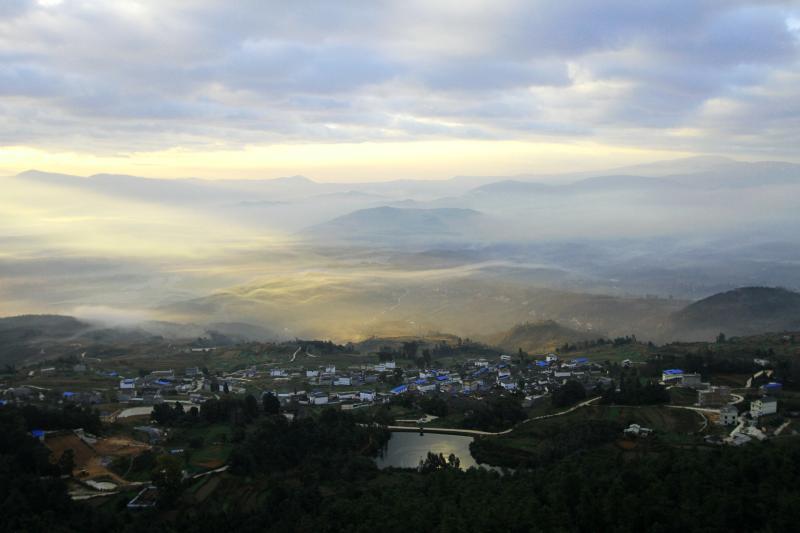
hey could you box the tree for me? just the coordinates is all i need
[244,394,259,420]
[223,382,230,394]
[58,448,75,476]
[419,452,460,473]
[262,392,280,415]
[151,454,183,508]
[402,341,418,360]
[551,380,586,407]
[716,332,727,344]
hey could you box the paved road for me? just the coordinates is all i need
[389,397,602,437]
[289,347,300,363]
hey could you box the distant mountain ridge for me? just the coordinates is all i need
[668,287,800,340]
[301,206,487,243]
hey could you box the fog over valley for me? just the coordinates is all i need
[3,156,799,343]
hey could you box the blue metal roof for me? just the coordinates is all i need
[391,385,408,394]
[31,429,45,438]
[436,375,448,381]
[62,391,76,397]
[663,369,684,375]
[535,361,549,367]
[573,357,589,364]
[414,378,428,385]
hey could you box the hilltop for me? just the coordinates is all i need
[668,286,800,341]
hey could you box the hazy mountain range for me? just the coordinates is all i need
[2,156,800,343]
[3,286,800,366]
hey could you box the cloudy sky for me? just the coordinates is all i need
[1,0,799,180]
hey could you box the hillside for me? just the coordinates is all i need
[668,287,800,341]
[0,315,92,366]
[487,320,602,353]
[0,314,90,339]
[0,314,279,366]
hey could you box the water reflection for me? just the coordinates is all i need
[375,431,480,470]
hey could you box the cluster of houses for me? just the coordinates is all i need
[118,368,213,405]
[1,384,102,406]
[660,367,789,446]
[257,353,613,408]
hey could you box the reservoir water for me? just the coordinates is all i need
[375,431,482,470]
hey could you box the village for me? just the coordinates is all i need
[1,329,798,517]
[2,337,793,443]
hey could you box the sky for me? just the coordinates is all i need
[1,0,799,181]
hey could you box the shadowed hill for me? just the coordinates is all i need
[668,287,800,341]
[487,320,602,353]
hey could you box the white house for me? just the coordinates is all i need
[310,392,329,405]
[417,383,437,393]
[500,354,512,362]
[270,369,288,378]
[333,376,352,386]
[324,365,336,375]
[545,354,559,363]
[119,378,136,390]
[359,391,376,402]
[306,370,319,378]
[719,405,739,426]
[751,396,778,418]
[500,381,517,391]
[679,373,702,387]
[623,424,652,437]
[384,361,396,370]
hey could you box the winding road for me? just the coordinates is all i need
[388,397,603,437]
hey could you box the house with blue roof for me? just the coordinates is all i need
[661,369,684,383]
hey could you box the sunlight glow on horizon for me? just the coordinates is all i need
[0,140,697,181]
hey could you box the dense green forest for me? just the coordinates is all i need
[2,402,800,532]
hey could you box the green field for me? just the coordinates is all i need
[471,403,705,467]
[166,423,234,472]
